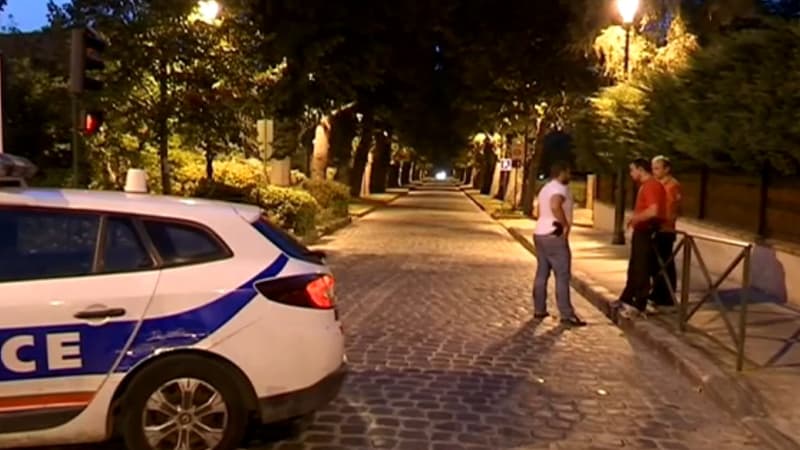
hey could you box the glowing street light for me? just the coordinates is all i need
[617,0,639,24]
[197,0,221,25]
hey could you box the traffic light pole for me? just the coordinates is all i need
[71,93,82,188]
[0,52,5,155]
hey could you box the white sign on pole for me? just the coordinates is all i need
[500,158,512,172]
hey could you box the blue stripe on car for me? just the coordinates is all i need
[0,254,289,382]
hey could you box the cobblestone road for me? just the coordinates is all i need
[248,187,762,450]
[31,187,762,450]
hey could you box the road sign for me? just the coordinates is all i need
[500,158,512,172]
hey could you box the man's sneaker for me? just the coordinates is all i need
[533,312,550,320]
[560,316,588,327]
[614,300,645,320]
[647,301,677,315]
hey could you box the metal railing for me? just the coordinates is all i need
[653,231,753,371]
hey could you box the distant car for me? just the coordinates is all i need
[0,155,346,450]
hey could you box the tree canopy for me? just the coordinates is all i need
[576,16,800,175]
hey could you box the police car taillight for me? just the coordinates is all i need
[255,274,336,310]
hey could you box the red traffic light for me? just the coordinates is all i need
[84,111,104,135]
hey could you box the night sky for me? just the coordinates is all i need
[1,0,61,32]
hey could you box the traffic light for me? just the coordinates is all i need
[69,27,107,94]
[84,111,104,136]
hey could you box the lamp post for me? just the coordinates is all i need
[611,0,639,245]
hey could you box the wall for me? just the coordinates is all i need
[594,201,798,306]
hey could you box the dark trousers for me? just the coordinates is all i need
[651,232,677,306]
[619,229,655,311]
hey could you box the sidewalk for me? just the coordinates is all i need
[463,188,800,450]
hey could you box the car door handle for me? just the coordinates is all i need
[74,308,127,320]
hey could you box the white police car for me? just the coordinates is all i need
[0,155,347,450]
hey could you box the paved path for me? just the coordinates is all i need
[30,188,763,450]
[251,188,760,450]
[484,190,800,446]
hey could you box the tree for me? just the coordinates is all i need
[4,58,71,183]
[248,1,602,195]
[49,0,262,192]
[642,21,800,173]
[369,127,392,194]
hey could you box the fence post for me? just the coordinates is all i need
[698,166,709,220]
[678,235,692,333]
[736,246,752,371]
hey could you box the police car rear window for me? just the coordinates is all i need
[252,217,324,265]
[143,220,229,267]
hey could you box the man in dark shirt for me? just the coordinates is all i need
[617,158,667,315]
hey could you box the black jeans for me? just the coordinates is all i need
[619,229,656,311]
[651,232,677,306]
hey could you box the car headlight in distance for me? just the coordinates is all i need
[435,171,447,181]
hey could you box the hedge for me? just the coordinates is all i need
[166,151,345,238]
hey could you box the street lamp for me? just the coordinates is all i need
[197,0,221,25]
[611,0,639,245]
[618,0,638,75]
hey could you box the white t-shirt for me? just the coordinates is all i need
[534,179,573,235]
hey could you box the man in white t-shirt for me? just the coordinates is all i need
[532,161,586,327]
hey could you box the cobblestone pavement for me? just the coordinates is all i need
[31,188,762,450]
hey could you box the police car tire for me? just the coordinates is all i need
[120,354,249,450]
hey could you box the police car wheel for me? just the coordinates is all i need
[120,355,249,450]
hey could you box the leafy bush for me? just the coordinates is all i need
[301,179,350,218]
[290,169,308,186]
[135,151,340,237]
[252,186,319,237]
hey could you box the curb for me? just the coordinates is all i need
[460,187,593,228]
[463,189,800,450]
[305,191,408,245]
[302,216,352,246]
[349,191,408,218]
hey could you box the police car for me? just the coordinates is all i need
[0,154,347,450]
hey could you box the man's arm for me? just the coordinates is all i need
[630,184,664,226]
[669,183,682,222]
[550,194,570,236]
[630,204,658,227]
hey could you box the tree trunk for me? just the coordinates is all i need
[400,161,412,185]
[472,163,482,189]
[310,118,330,181]
[388,162,400,188]
[329,109,357,184]
[349,112,374,197]
[205,147,215,181]
[158,59,171,194]
[370,129,392,193]
[522,116,551,216]
[480,144,496,195]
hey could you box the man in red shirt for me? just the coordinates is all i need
[617,158,667,314]
[651,155,682,308]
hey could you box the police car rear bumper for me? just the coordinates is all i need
[258,362,348,424]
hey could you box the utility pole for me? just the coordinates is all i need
[0,52,6,155]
